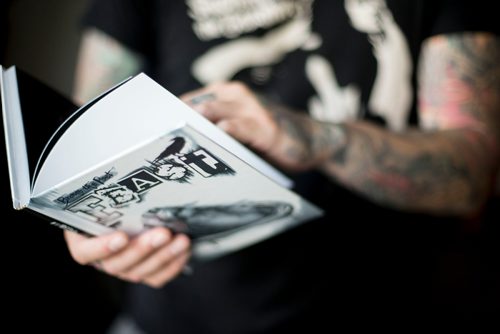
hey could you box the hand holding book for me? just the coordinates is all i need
[65,227,191,288]
[1,66,322,263]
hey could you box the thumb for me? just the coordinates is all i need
[64,230,129,265]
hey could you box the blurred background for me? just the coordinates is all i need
[1,1,119,332]
[2,0,86,95]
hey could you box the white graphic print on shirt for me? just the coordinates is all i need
[188,0,413,131]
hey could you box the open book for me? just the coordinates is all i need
[0,66,322,259]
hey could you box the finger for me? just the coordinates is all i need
[195,100,240,123]
[187,92,216,105]
[143,251,192,289]
[180,85,219,105]
[181,82,244,108]
[64,230,129,265]
[100,228,171,275]
[216,118,249,142]
[217,118,276,153]
[123,234,191,281]
[181,81,251,104]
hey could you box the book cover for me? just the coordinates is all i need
[1,65,322,259]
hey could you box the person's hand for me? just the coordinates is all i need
[182,82,340,171]
[182,82,281,157]
[64,228,191,288]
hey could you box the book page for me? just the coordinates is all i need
[32,125,321,259]
[33,74,291,197]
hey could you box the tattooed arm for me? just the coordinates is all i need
[73,28,143,105]
[322,33,499,215]
[184,33,500,216]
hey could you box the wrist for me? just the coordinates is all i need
[265,125,307,171]
[267,117,346,172]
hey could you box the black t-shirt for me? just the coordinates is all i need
[83,1,499,332]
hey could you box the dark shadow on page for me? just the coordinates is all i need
[14,68,131,184]
[15,68,77,181]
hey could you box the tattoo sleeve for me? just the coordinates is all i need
[329,33,500,215]
[73,28,143,105]
[259,98,347,171]
[273,33,500,216]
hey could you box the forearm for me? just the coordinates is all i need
[182,33,499,216]
[322,122,496,215]
[271,113,497,215]
[269,32,500,216]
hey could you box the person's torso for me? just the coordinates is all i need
[84,1,499,332]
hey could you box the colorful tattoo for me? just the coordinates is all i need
[270,33,499,215]
[73,28,143,104]
[321,33,500,215]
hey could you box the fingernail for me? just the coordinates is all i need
[108,235,127,252]
[170,237,188,256]
[151,233,169,248]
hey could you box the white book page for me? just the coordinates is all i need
[32,125,321,258]
[33,74,291,196]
